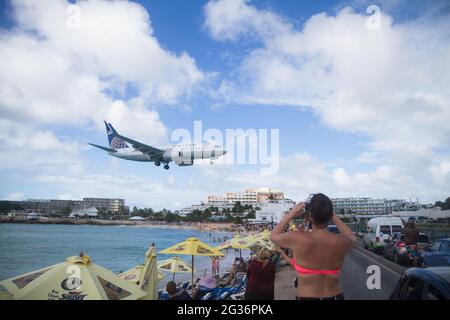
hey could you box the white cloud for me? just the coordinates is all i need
[197,152,448,203]
[203,0,289,42]
[0,0,204,144]
[33,171,202,210]
[57,193,75,200]
[203,0,450,201]
[0,0,205,206]
[3,192,25,201]
[0,119,81,171]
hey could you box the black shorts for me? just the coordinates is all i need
[295,293,344,300]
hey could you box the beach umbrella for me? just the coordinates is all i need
[253,238,276,250]
[138,245,159,300]
[214,241,232,251]
[0,286,12,300]
[157,257,193,281]
[246,232,276,251]
[159,237,224,287]
[119,243,164,287]
[254,229,271,239]
[0,253,147,300]
[215,235,257,258]
[119,265,164,284]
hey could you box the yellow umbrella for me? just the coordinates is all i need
[119,265,164,284]
[138,245,159,300]
[253,238,276,250]
[214,242,232,251]
[246,232,276,251]
[229,235,257,250]
[215,235,257,258]
[159,237,224,287]
[254,229,271,239]
[0,253,147,300]
[157,257,193,281]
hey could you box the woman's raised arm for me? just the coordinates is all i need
[332,213,357,247]
[270,203,305,248]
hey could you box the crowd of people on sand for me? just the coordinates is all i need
[164,248,278,300]
[164,193,358,300]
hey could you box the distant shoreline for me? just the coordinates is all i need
[0,216,234,232]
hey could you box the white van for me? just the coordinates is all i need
[362,217,404,253]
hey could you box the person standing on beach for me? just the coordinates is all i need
[211,256,220,277]
[244,248,275,300]
[270,193,356,300]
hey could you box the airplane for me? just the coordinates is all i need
[89,121,227,170]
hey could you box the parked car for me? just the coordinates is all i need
[383,233,431,265]
[362,217,404,253]
[421,238,450,267]
[390,267,450,300]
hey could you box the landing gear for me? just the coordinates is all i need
[163,164,169,170]
[155,161,161,167]
[210,160,213,165]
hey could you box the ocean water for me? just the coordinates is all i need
[0,224,239,285]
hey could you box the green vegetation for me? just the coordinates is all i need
[129,201,256,224]
[0,201,24,214]
[434,197,450,210]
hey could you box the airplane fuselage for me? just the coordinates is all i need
[108,144,226,165]
[90,122,227,170]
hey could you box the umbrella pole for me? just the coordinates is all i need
[173,272,175,281]
[239,249,242,259]
[191,255,194,292]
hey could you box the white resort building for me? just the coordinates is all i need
[69,207,98,218]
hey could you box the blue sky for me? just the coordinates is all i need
[0,0,449,209]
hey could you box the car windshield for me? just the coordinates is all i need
[442,241,450,253]
[392,225,402,233]
[380,225,391,234]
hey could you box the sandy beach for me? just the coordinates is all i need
[274,262,296,300]
[0,216,234,232]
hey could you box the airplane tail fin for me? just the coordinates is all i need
[104,121,128,150]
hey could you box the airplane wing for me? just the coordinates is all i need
[89,143,116,153]
[106,125,164,158]
[118,135,164,157]
[105,122,165,159]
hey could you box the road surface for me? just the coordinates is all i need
[275,248,404,300]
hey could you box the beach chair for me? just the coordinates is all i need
[180,281,190,290]
[200,272,246,300]
[216,272,247,300]
[158,291,169,300]
[200,292,215,300]
[229,292,245,300]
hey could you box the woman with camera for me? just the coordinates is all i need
[270,193,356,300]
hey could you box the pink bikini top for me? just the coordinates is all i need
[290,258,341,275]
